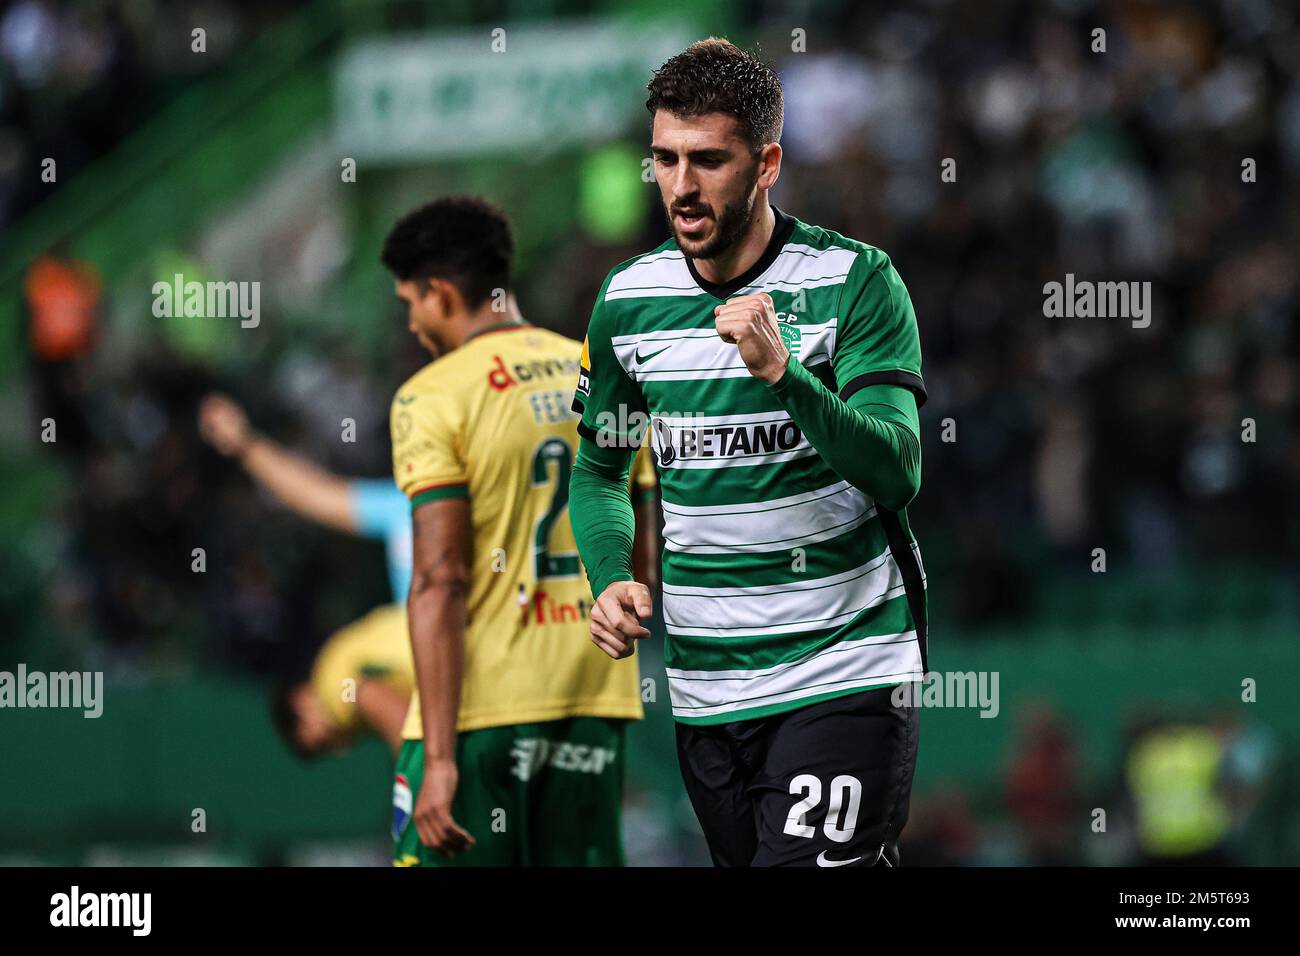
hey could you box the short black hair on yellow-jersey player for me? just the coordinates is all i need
[645,37,784,153]
[380,195,514,311]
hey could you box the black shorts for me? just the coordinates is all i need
[675,685,919,867]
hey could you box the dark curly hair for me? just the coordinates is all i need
[380,195,513,311]
[646,38,783,152]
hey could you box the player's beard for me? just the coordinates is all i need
[667,168,760,262]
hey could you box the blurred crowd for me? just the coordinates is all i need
[0,0,298,229]
[3,0,1297,862]
[906,702,1284,866]
[764,0,1300,627]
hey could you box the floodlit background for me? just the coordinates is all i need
[1,0,1297,865]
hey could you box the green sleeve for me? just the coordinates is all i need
[569,270,646,597]
[571,271,648,451]
[764,247,926,509]
[832,249,926,405]
[768,364,921,511]
[569,436,638,598]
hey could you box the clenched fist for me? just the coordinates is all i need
[590,580,653,660]
[714,292,790,385]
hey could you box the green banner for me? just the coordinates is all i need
[334,21,691,162]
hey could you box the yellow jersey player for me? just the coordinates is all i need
[381,196,651,866]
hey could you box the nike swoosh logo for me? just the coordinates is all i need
[816,850,863,868]
[635,345,671,364]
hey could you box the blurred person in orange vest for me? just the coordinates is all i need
[25,252,102,454]
[26,253,101,361]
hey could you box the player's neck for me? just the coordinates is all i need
[692,201,776,287]
[455,297,527,349]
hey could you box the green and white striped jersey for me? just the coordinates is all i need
[572,207,928,725]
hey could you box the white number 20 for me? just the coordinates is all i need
[783,774,863,843]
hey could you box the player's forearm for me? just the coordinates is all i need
[407,577,467,761]
[356,680,411,755]
[240,437,358,534]
[768,360,921,510]
[570,439,637,597]
[632,493,660,590]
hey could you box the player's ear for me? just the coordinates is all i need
[418,277,453,319]
[433,278,467,321]
[757,142,781,189]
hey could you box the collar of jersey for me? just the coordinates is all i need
[682,204,795,301]
[463,320,531,345]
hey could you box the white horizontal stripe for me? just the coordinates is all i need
[733,244,858,296]
[662,480,873,552]
[600,243,860,305]
[663,550,905,637]
[605,252,702,302]
[663,502,873,551]
[661,478,860,516]
[611,321,838,382]
[667,632,923,717]
[605,284,707,302]
[610,327,722,347]
[664,548,890,600]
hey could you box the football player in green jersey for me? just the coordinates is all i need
[569,38,926,867]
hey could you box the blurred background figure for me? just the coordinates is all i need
[1123,715,1235,866]
[1004,705,1080,866]
[198,393,413,757]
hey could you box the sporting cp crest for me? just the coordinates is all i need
[777,314,802,357]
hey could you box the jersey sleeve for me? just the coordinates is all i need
[390,387,468,510]
[832,251,926,408]
[349,478,411,539]
[571,274,648,451]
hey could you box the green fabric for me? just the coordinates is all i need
[570,438,637,599]
[567,212,930,724]
[767,366,921,511]
[410,482,469,510]
[392,717,628,867]
[830,251,925,394]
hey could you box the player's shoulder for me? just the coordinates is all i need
[788,215,894,276]
[393,361,437,399]
[594,236,684,313]
[392,356,458,411]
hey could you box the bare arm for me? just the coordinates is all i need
[631,491,660,592]
[355,679,411,755]
[407,496,475,857]
[199,393,358,535]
